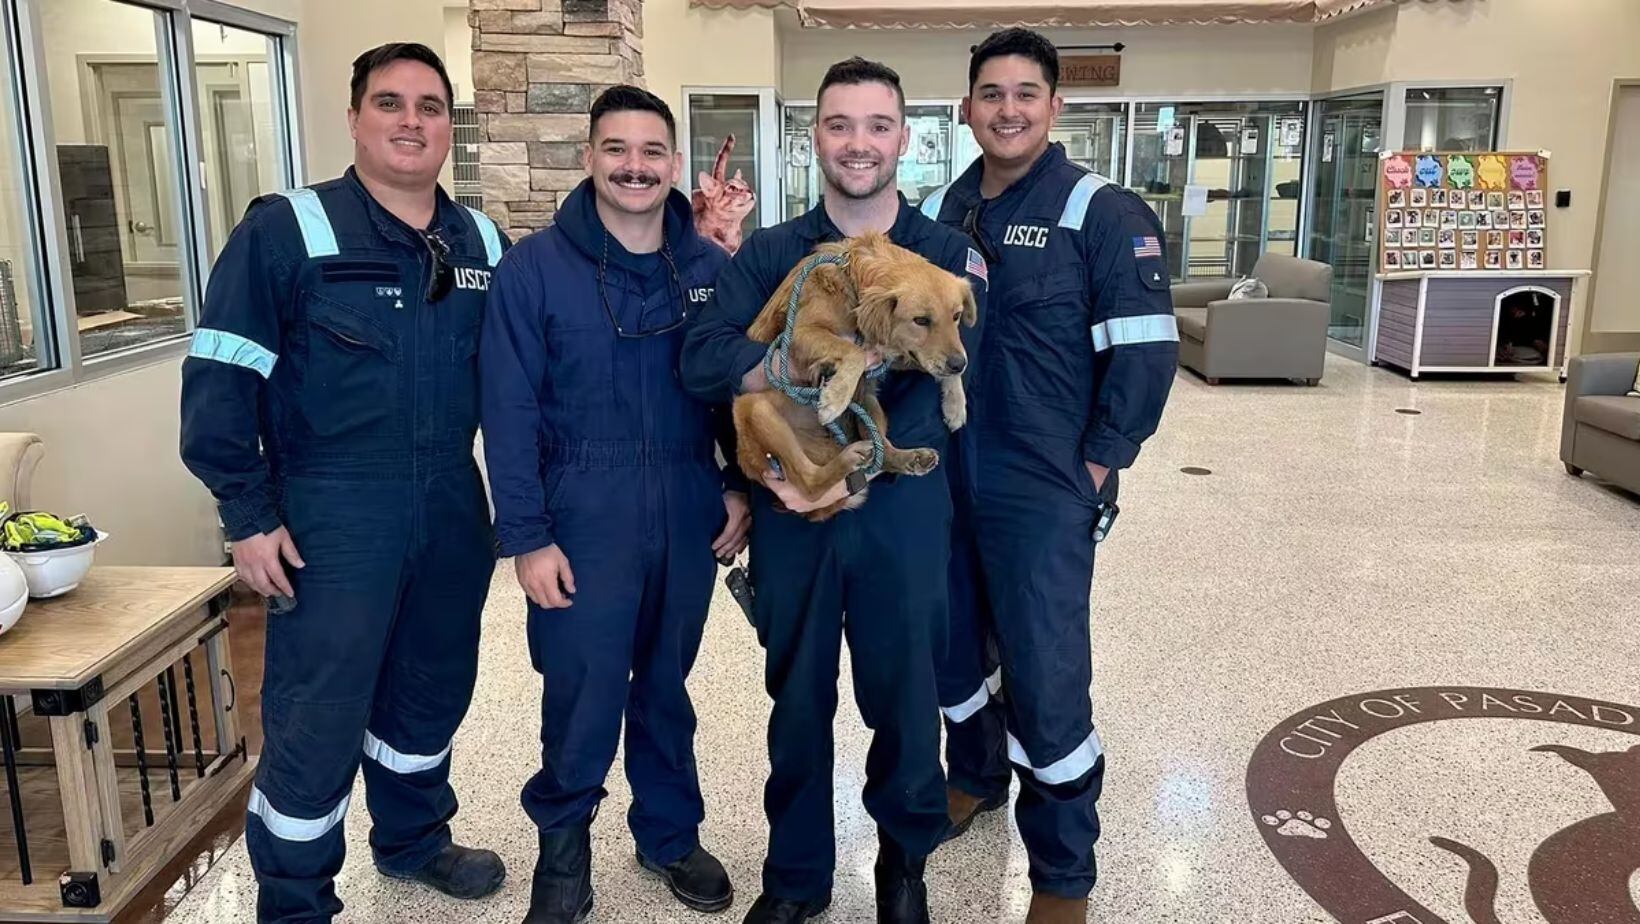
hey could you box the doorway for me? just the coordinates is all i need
[1307,92,1385,354]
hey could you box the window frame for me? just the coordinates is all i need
[0,0,300,404]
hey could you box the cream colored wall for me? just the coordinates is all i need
[1313,0,1640,355]
[0,363,222,566]
[444,5,475,101]
[780,24,1315,100]
[643,0,782,119]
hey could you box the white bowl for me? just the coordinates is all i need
[0,555,26,634]
[6,532,108,599]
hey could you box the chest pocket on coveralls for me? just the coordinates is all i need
[299,292,401,439]
[997,267,1088,409]
[545,314,615,417]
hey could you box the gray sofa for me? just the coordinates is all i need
[1561,351,1640,495]
[1171,253,1332,385]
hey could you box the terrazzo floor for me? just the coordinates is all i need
[164,355,1640,923]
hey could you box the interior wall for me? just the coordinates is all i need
[1314,0,1640,355]
[643,0,782,120]
[780,24,1315,100]
[0,362,221,566]
[444,4,475,102]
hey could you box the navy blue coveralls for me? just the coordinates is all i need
[179,168,507,922]
[480,180,739,866]
[921,143,1178,898]
[680,196,986,903]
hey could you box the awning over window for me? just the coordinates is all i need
[689,0,1396,28]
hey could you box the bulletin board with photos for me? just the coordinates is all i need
[1377,151,1549,273]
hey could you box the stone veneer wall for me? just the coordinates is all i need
[470,0,643,237]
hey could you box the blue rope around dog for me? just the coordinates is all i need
[761,252,888,476]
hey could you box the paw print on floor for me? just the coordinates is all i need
[1262,809,1333,839]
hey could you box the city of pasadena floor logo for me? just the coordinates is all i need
[1247,687,1640,924]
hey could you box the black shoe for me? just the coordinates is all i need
[874,831,929,924]
[524,826,593,924]
[378,842,506,900]
[638,845,734,912]
[741,892,830,923]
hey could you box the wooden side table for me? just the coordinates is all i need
[0,567,255,922]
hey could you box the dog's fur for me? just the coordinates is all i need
[733,232,977,521]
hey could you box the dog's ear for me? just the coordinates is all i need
[854,286,897,344]
[960,282,978,327]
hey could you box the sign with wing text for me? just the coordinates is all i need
[1060,55,1121,88]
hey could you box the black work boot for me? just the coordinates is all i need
[874,831,929,924]
[637,845,734,912]
[380,842,506,900]
[523,826,593,924]
[741,892,831,923]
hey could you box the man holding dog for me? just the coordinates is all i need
[481,85,751,922]
[682,58,986,924]
[919,28,1178,922]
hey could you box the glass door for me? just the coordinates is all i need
[1133,101,1306,281]
[899,104,954,208]
[687,91,775,236]
[1307,92,1385,350]
[1054,102,1127,179]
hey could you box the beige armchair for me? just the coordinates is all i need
[1561,352,1640,495]
[0,432,43,510]
[1172,253,1332,385]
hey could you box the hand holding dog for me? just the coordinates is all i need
[762,472,852,513]
[517,544,576,609]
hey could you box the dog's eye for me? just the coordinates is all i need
[914,316,932,327]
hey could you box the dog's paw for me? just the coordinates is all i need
[817,381,852,426]
[941,379,967,431]
[899,448,940,476]
[840,441,875,470]
[815,360,837,384]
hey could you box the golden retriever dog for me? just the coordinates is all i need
[732,232,977,521]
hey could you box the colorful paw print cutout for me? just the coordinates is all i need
[1510,155,1541,190]
[1382,155,1413,189]
[1414,155,1444,188]
[1446,155,1475,189]
[1477,154,1509,190]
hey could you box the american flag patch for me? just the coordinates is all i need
[965,247,989,286]
[1132,235,1162,259]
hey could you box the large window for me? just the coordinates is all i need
[0,0,297,389]
[1402,86,1502,152]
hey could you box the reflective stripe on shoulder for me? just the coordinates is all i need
[188,328,277,378]
[919,184,952,220]
[274,188,339,258]
[464,206,504,267]
[247,785,350,843]
[1091,314,1180,352]
[1057,172,1113,231]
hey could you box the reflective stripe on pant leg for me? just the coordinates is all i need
[249,784,351,842]
[941,668,1002,723]
[363,731,452,775]
[1006,728,1104,786]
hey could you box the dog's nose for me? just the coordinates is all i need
[945,356,968,376]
